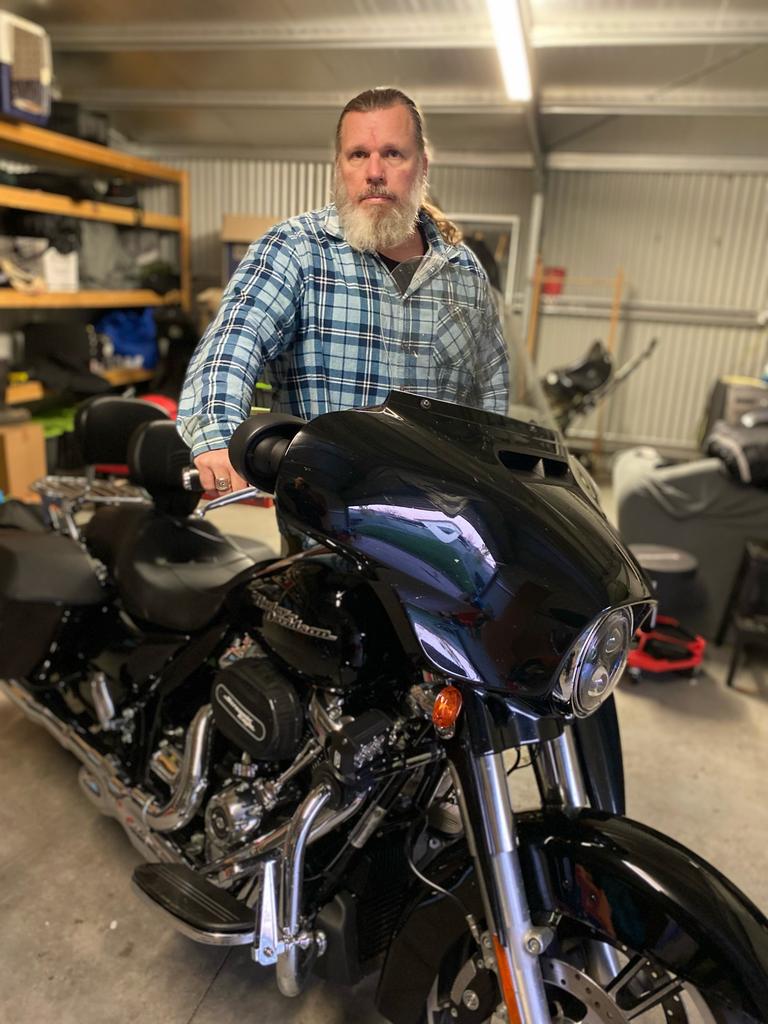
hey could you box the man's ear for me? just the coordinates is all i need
[421,153,430,179]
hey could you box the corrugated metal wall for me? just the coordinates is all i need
[143,158,534,285]
[537,170,768,451]
[145,155,768,451]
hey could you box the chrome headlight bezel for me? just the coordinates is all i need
[555,604,651,718]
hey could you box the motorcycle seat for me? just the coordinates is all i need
[545,340,612,396]
[103,510,264,632]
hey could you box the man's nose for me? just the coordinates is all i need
[366,153,385,181]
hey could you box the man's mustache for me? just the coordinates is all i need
[357,187,397,201]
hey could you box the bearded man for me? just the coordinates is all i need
[178,87,507,494]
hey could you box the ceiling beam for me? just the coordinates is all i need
[71,88,521,116]
[131,144,535,170]
[541,90,768,117]
[532,15,768,48]
[547,152,768,174]
[48,16,493,52]
[47,14,768,53]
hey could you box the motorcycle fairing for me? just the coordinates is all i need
[274,391,652,709]
[376,810,768,1023]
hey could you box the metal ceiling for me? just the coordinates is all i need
[4,0,768,167]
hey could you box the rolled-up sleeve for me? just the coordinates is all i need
[177,226,306,457]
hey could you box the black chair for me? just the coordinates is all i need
[719,539,768,688]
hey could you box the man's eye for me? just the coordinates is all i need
[385,150,403,159]
[349,151,366,160]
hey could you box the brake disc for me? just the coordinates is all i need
[541,957,630,1024]
[541,957,688,1024]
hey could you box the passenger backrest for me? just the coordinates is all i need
[128,419,201,517]
[74,395,169,470]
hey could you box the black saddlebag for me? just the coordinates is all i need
[0,530,103,678]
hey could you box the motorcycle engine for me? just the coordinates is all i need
[211,657,304,761]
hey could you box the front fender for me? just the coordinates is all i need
[376,811,768,1023]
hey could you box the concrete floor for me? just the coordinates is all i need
[1,503,767,1023]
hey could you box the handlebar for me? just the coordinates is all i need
[181,465,263,517]
[229,413,305,492]
[182,467,202,492]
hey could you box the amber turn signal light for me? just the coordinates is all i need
[432,685,463,731]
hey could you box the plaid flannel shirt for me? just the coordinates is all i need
[177,204,509,457]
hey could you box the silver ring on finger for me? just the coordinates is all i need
[215,477,231,491]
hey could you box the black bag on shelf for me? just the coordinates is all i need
[2,211,82,255]
[22,322,111,398]
[13,171,104,202]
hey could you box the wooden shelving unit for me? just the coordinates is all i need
[0,289,182,309]
[0,120,190,310]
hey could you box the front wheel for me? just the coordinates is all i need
[424,918,757,1024]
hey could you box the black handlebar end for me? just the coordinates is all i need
[229,413,305,493]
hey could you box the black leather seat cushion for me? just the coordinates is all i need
[113,513,257,632]
[84,506,148,573]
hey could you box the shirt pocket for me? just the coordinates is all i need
[433,300,485,374]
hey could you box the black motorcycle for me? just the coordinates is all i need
[1,260,765,1023]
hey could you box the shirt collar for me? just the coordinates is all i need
[321,202,462,263]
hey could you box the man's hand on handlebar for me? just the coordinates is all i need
[194,448,249,497]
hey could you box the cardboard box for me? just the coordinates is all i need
[5,381,44,404]
[0,421,46,501]
[221,214,278,283]
[221,215,278,244]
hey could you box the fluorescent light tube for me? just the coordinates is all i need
[486,0,533,102]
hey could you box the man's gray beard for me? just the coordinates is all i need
[334,170,426,253]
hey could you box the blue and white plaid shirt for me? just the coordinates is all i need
[178,204,509,457]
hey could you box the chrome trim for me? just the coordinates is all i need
[0,679,211,858]
[135,706,214,832]
[200,790,367,881]
[253,856,284,965]
[89,671,116,730]
[78,766,181,864]
[469,752,551,1023]
[195,487,266,517]
[254,738,322,811]
[533,728,589,812]
[277,783,333,997]
[131,878,255,946]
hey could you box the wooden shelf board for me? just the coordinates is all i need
[0,289,182,309]
[100,368,155,386]
[0,120,184,184]
[0,184,181,231]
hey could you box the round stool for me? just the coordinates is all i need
[629,544,698,616]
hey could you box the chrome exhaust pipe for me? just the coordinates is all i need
[131,705,214,832]
[0,679,212,854]
[78,766,181,863]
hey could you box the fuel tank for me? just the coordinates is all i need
[248,554,405,689]
[272,392,651,710]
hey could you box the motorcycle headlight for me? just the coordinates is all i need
[555,607,634,718]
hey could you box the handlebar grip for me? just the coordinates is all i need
[229,413,305,493]
[182,467,203,492]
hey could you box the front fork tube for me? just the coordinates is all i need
[533,727,589,811]
[449,749,551,1023]
[534,727,624,984]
